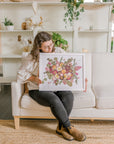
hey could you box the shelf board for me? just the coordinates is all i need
[37,2,66,6]
[0,2,32,6]
[0,30,33,33]
[0,55,22,58]
[0,77,16,84]
[81,2,114,6]
[0,1,65,6]
[37,29,73,32]
[78,29,109,33]
[1,2,114,6]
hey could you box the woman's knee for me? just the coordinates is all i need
[49,96,61,106]
[63,91,74,102]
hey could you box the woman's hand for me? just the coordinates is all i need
[34,76,42,85]
[27,75,42,85]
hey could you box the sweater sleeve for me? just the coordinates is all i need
[17,55,33,83]
[55,47,66,53]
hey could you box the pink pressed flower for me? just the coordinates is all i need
[45,67,49,71]
[69,63,72,65]
[60,73,63,77]
[56,64,59,67]
[65,65,71,70]
[52,76,56,81]
[63,80,67,85]
[56,61,59,64]
[48,62,51,65]
[52,70,57,75]
[49,67,53,73]
[75,66,82,71]
[76,72,78,75]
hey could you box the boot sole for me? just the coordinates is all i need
[75,134,86,142]
[56,130,74,141]
[81,135,86,142]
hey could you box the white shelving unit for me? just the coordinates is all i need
[0,2,34,83]
[73,2,112,53]
[0,1,113,84]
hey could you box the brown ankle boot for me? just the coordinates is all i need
[56,125,74,141]
[67,126,86,141]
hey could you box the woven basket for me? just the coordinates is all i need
[10,0,24,2]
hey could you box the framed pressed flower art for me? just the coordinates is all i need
[39,53,85,91]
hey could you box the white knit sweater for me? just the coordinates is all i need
[17,47,65,90]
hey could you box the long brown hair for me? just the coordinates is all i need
[30,31,55,62]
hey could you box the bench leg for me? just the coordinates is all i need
[14,116,20,129]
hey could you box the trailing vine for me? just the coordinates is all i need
[61,0,84,26]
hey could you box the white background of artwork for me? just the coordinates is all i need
[39,53,85,91]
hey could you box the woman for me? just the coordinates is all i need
[17,31,86,142]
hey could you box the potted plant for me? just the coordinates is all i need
[52,32,68,51]
[3,18,14,31]
[61,0,84,26]
[103,0,113,2]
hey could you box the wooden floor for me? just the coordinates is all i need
[0,85,13,119]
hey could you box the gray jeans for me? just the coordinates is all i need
[29,90,74,128]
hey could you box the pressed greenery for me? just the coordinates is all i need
[61,0,84,25]
[52,32,68,51]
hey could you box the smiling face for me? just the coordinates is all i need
[39,40,54,53]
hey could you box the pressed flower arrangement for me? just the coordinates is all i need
[42,57,82,87]
[61,0,84,25]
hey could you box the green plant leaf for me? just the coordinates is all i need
[3,17,13,26]
[61,0,84,26]
[52,32,68,51]
[112,9,114,14]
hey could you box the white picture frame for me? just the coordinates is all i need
[39,53,85,91]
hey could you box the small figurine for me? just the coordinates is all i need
[21,16,43,30]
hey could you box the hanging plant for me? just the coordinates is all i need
[61,0,84,26]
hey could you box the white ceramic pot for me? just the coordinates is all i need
[6,25,14,31]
